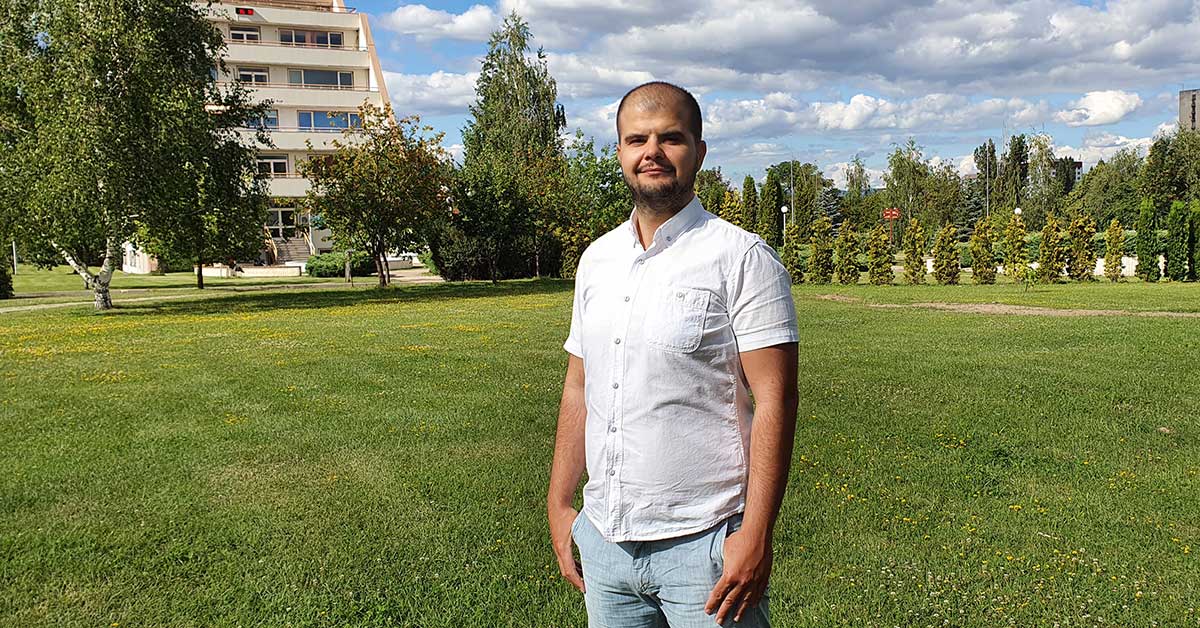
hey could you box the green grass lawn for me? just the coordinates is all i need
[10,265,347,295]
[2,280,1198,626]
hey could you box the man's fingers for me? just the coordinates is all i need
[714,583,746,625]
[732,590,757,623]
[704,576,733,614]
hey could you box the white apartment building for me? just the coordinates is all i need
[124,0,390,274]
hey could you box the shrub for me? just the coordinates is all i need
[1104,219,1123,282]
[306,251,374,277]
[931,224,960,285]
[1036,215,1067,283]
[808,216,834,284]
[1135,199,1160,282]
[902,218,925,285]
[866,224,891,285]
[780,218,805,284]
[834,223,860,285]
[1066,213,1097,282]
[1165,200,1189,281]
[968,218,996,284]
[1191,200,1200,281]
[1003,213,1027,278]
[0,255,11,299]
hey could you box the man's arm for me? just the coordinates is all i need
[547,354,587,593]
[705,342,799,624]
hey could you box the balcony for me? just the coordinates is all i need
[264,174,311,197]
[240,127,353,151]
[209,2,360,30]
[224,41,369,69]
[219,81,380,108]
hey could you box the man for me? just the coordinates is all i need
[547,81,799,627]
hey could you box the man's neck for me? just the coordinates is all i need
[633,193,694,250]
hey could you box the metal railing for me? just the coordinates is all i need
[224,38,365,52]
[215,0,356,14]
[241,125,360,133]
[219,80,376,92]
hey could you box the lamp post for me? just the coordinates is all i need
[1014,206,1022,216]
[781,204,789,228]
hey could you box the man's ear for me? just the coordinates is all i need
[696,139,707,170]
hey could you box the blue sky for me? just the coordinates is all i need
[353,0,1196,187]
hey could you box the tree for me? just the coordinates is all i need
[808,215,833,284]
[997,134,1029,213]
[555,136,630,278]
[451,13,566,281]
[968,218,996,284]
[1036,215,1066,283]
[1067,149,1142,228]
[1003,212,1027,278]
[1104,219,1124,282]
[1191,200,1200,281]
[304,108,450,287]
[1065,213,1097,281]
[884,139,928,227]
[1,0,267,309]
[841,156,872,228]
[0,244,10,299]
[718,189,743,227]
[834,222,859,284]
[1135,198,1160,282]
[1164,200,1190,281]
[1024,134,1062,229]
[1141,136,1174,215]
[741,176,758,232]
[902,218,925,284]
[931,224,960,285]
[768,160,830,239]
[1054,156,1080,196]
[757,169,784,247]
[780,218,804,284]
[695,167,729,215]
[972,139,999,219]
[925,162,963,233]
[865,224,891,285]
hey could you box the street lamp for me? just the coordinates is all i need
[781,204,789,227]
[1014,206,1022,216]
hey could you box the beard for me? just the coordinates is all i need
[624,168,696,217]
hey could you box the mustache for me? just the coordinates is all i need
[637,164,675,173]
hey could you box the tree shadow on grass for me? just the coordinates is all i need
[96,278,575,318]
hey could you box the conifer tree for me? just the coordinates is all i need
[834,223,860,285]
[741,176,758,232]
[1104,219,1124,282]
[1003,212,1027,279]
[1066,213,1097,281]
[931,224,960,284]
[968,218,996,284]
[866,224,891,285]
[902,218,925,284]
[808,215,834,284]
[780,218,805,284]
[757,170,783,248]
[719,189,743,227]
[1165,200,1189,281]
[1190,200,1200,281]
[1135,198,1160,282]
[0,252,10,299]
[1036,215,1068,282]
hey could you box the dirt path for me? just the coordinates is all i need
[812,294,1200,318]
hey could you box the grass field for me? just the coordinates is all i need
[2,280,1199,626]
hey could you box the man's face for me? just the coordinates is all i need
[616,102,707,212]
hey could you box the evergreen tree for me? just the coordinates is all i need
[1191,200,1200,281]
[865,224,891,285]
[997,134,1029,213]
[1135,198,1160,282]
[695,167,729,215]
[1141,136,1174,216]
[757,169,784,248]
[973,139,1000,219]
[834,222,859,284]
[1165,200,1190,281]
[718,189,743,227]
[841,156,870,228]
[931,224,960,285]
[780,218,805,284]
[1003,212,1027,278]
[968,218,996,284]
[1036,215,1066,282]
[808,215,834,284]
[902,218,926,284]
[1104,219,1124,282]
[0,249,10,299]
[820,187,844,232]
[741,176,758,231]
[1065,213,1097,281]
[1024,134,1063,229]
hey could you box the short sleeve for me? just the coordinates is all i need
[727,242,799,353]
[563,266,585,358]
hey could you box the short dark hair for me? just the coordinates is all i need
[616,81,702,142]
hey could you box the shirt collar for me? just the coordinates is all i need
[626,195,705,252]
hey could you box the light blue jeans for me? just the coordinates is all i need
[572,511,770,628]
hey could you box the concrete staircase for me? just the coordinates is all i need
[273,237,312,264]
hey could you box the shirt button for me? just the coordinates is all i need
[608,469,616,476]
[614,338,621,345]
[624,296,630,302]
[676,291,684,298]
[612,382,619,389]
[610,426,617,433]
[666,236,672,241]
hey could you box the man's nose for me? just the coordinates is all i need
[643,135,664,158]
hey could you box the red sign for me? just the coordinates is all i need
[882,208,901,220]
[236,7,255,15]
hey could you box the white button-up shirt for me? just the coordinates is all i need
[564,196,798,543]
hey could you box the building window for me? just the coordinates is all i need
[267,206,298,239]
[256,155,288,177]
[246,110,279,129]
[280,29,345,48]
[230,26,260,42]
[237,67,269,83]
[288,68,354,88]
[298,111,362,130]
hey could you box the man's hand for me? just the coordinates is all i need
[704,527,772,624]
[549,506,585,593]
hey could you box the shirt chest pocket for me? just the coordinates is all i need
[644,286,710,353]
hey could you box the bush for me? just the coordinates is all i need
[808,216,834,284]
[1066,213,1097,282]
[834,223,860,285]
[0,256,11,299]
[1104,219,1123,282]
[931,224,960,285]
[1165,200,1189,281]
[306,251,374,277]
[865,224,891,285]
[1036,215,1067,283]
[902,218,925,285]
[780,218,805,284]
[968,218,996,284]
[1135,199,1160,282]
[1003,213,1026,277]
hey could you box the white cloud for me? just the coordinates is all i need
[1054,131,1153,168]
[1054,90,1143,126]
[824,160,885,189]
[381,4,497,41]
[384,71,478,116]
